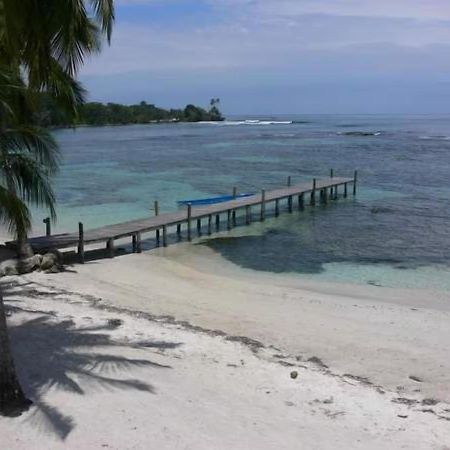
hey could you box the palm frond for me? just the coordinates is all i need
[0,126,60,174]
[0,186,31,239]
[0,153,56,221]
[89,0,115,43]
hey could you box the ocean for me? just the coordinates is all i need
[47,114,450,291]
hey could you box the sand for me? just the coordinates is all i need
[1,239,450,449]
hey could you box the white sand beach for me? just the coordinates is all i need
[1,239,450,449]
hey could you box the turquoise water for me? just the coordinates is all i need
[43,115,450,291]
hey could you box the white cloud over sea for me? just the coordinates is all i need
[80,0,450,113]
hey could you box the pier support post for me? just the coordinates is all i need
[208,215,212,235]
[78,222,84,264]
[106,238,114,258]
[177,224,181,239]
[215,214,220,231]
[344,183,348,198]
[310,179,316,206]
[154,200,160,245]
[162,225,167,247]
[288,195,293,213]
[231,187,237,225]
[136,232,142,253]
[353,170,358,195]
[298,193,304,211]
[187,203,192,241]
[246,205,251,224]
[132,234,137,252]
[334,185,338,200]
[43,217,51,237]
[197,218,201,235]
[260,189,266,221]
[275,199,279,216]
[227,210,232,230]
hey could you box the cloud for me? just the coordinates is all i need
[80,0,450,112]
[236,0,450,21]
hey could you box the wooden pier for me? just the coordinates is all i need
[8,171,357,263]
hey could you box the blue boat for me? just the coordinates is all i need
[177,193,254,206]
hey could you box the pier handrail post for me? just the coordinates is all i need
[43,217,51,237]
[330,168,334,178]
[260,189,266,221]
[353,170,358,195]
[232,186,237,198]
[287,176,291,187]
[187,203,192,241]
[154,200,160,245]
[78,222,85,264]
[310,178,316,206]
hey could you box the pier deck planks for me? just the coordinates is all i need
[9,176,354,253]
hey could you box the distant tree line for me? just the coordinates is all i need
[37,98,224,127]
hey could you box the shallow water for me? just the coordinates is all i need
[45,115,450,291]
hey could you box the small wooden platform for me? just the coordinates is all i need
[7,173,357,262]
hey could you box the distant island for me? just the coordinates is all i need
[39,98,224,127]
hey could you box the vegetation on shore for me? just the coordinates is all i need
[39,98,224,127]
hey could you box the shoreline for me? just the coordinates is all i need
[1,275,450,448]
[18,241,450,402]
[2,240,450,447]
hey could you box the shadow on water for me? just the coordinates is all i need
[3,284,181,441]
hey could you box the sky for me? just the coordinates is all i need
[80,0,450,114]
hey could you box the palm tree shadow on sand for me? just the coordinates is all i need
[4,288,182,441]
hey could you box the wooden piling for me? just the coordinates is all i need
[197,218,201,235]
[136,232,142,253]
[232,210,236,227]
[187,203,192,241]
[154,200,160,244]
[106,238,114,258]
[298,193,304,211]
[310,178,316,206]
[177,223,181,238]
[78,222,85,264]
[275,198,280,216]
[208,215,212,235]
[43,217,51,237]
[132,234,137,252]
[227,210,232,230]
[260,189,266,221]
[162,225,167,247]
[334,185,338,200]
[344,183,348,198]
[353,170,358,195]
[215,214,220,230]
[288,195,293,212]
[245,205,251,224]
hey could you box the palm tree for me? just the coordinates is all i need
[0,67,59,244]
[0,0,115,416]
